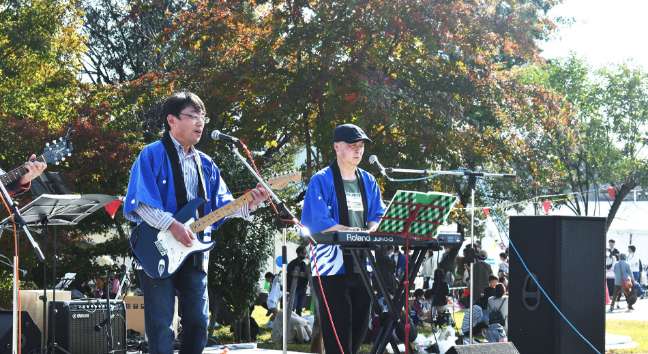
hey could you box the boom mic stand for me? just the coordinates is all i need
[373,164,515,344]
[221,141,311,354]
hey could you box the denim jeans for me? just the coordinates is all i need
[138,261,209,354]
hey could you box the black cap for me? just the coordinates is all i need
[333,124,372,143]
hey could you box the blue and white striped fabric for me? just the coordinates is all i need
[311,244,345,276]
[301,165,385,276]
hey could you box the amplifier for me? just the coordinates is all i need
[48,300,126,354]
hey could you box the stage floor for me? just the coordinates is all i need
[126,343,307,354]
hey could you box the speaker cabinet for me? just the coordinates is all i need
[0,311,41,354]
[447,342,520,354]
[48,300,126,354]
[509,216,605,354]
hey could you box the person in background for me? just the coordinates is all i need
[482,275,499,300]
[498,252,509,277]
[421,249,437,289]
[430,268,450,318]
[606,246,617,298]
[287,246,309,316]
[608,239,620,260]
[487,283,509,331]
[627,246,642,286]
[472,250,493,304]
[610,253,634,312]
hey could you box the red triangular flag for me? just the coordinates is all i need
[104,198,123,219]
[482,207,490,217]
[542,199,552,215]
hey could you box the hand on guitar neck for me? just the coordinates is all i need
[18,154,47,186]
[248,182,269,211]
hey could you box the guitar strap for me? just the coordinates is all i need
[161,132,189,209]
[160,132,207,213]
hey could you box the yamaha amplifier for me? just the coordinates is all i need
[48,300,126,354]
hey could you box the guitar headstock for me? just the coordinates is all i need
[267,171,302,190]
[42,136,73,165]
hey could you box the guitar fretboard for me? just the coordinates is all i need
[0,155,46,187]
[190,192,254,233]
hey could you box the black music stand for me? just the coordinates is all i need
[1,192,117,354]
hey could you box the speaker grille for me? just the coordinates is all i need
[48,300,126,354]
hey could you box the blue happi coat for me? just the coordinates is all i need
[301,165,385,276]
[123,140,233,232]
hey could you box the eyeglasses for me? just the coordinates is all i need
[179,112,210,123]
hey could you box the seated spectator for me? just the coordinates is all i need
[430,268,450,317]
[487,283,509,331]
[482,275,499,300]
[498,274,509,290]
[410,289,425,325]
[461,302,488,337]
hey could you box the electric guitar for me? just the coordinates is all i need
[0,136,73,189]
[130,172,301,279]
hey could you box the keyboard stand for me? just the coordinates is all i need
[347,245,428,354]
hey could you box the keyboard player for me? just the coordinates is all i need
[301,123,386,354]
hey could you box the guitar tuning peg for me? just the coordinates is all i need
[61,157,66,161]
[55,161,60,165]
[67,153,71,157]
[45,142,50,147]
[59,137,63,141]
[52,139,56,144]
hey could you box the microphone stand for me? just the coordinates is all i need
[0,180,45,354]
[223,142,311,354]
[376,165,515,344]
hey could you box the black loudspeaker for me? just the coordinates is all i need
[447,342,520,354]
[509,216,605,354]
[0,311,42,354]
[48,300,126,354]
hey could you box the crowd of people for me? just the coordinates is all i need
[407,242,510,344]
[254,238,512,349]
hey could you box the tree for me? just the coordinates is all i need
[163,0,566,229]
[518,55,648,230]
[80,0,191,84]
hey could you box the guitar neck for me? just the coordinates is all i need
[0,155,45,187]
[190,192,254,233]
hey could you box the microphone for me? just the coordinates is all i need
[368,155,387,176]
[210,130,240,144]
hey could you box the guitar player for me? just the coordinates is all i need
[1,154,47,196]
[123,91,268,354]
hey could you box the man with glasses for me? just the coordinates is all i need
[124,91,268,354]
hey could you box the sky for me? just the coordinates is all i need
[540,0,648,70]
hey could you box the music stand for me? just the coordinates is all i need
[1,192,117,354]
[362,190,457,354]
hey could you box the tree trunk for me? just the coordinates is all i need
[606,182,637,232]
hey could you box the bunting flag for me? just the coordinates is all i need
[542,199,552,215]
[104,197,123,219]
[607,185,617,199]
[482,207,490,217]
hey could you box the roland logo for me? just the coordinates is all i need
[72,313,90,319]
[345,233,371,242]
